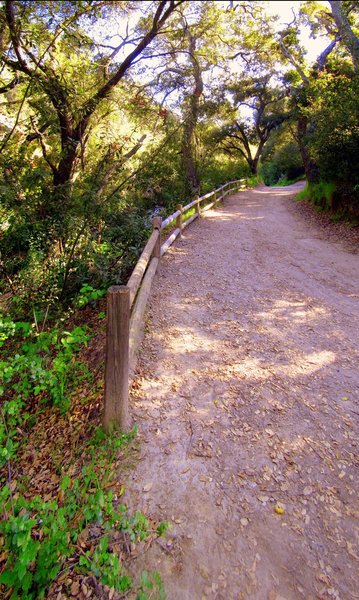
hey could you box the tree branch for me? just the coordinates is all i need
[314,37,339,71]
[329,0,359,71]
[5,0,32,74]
[77,0,185,134]
[277,36,309,84]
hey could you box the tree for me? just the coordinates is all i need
[180,27,204,197]
[132,1,232,198]
[278,2,359,211]
[276,8,340,184]
[219,75,288,175]
[0,0,184,233]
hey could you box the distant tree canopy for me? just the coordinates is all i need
[0,0,358,316]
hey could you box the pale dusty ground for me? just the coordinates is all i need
[126,183,359,600]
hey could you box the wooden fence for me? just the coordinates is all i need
[103,178,246,431]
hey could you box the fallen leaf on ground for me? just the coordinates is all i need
[257,495,270,503]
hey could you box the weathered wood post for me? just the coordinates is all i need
[104,285,130,432]
[214,190,217,207]
[176,204,183,237]
[195,195,201,218]
[152,216,162,258]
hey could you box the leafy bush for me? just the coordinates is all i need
[296,182,336,211]
[0,319,90,466]
[308,71,359,185]
[260,130,304,185]
[198,153,248,195]
[74,284,106,308]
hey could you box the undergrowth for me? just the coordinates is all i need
[245,175,260,188]
[0,317,90,467]
[296,181,336,211]
[296,181,359,224]
[0,427,168,599]
[0,301,169,600]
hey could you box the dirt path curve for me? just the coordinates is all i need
[126,183,359,600]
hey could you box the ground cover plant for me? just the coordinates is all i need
[0,303,169,599]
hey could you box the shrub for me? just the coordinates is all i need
[0,318,90,466]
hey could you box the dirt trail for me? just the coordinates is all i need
[126,183,359,600]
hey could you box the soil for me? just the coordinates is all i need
[126,183,359,600]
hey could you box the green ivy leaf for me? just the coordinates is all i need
[60,475,71,492]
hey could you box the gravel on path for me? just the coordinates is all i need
[126,183,359,600]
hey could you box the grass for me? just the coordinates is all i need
[182,206,196,223]
[296,181,336,210]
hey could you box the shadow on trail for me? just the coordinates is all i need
[130,184,359,600]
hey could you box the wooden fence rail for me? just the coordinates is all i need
[103,178,246,431]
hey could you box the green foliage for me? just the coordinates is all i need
[308,72,359,186]
[217,71,290,175]
[260,130,304,185]
[246,175,262,188]
[197,152,248,195]
[0,490,72,599]
[0,428,167,600]
[270,176,305,186]
[292,69,359,214]
[74,284,106,308]
[0,318,90,466]
[0,317,31,348]
[296,181,336,211]
[100,206,152,285]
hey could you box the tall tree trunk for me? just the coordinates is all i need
[247,157,258,175]
[182,100,201,197]
[181,32,203,198]
[297,117,319,184]
[329,1,359,72]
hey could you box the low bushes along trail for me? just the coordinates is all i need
[126,183,359,600]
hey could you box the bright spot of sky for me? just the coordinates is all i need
[264,0,330,63]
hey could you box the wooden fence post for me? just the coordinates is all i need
[176,204,183,237]
[214,191,217,207]
[152,216,162,258]
[104,285,130,432]
[196,195,201,218]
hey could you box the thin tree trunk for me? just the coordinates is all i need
[181,32,203,198]
[296,117,319,184]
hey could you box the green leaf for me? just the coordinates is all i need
[60,475,71,492]
[21,570,33,592]
[98,535,108,554]
[95,489,105,508]
[0,569,17,586]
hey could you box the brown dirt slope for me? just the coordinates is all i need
[126,183,359,600]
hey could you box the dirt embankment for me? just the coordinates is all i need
[126,183,359,600]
